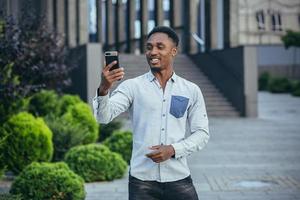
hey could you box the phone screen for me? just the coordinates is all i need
[105,51,119,71]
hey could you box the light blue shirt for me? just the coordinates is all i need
[93,71,209,182]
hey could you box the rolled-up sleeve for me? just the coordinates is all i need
[171,85,209,158]
[93,80,133,124]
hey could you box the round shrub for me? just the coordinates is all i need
[268,77,292,93]
[57,94,82,115]
[0,194,23,200]
[103,131,132,164]
[64,144,127,182]
[10,162,85,200]
[258,72,271,91]
[2,112,53,174]
[45,115,90,161]
[62,102,99,144]
[98,119,123,142]
[28,90,59,117]
[291,80,300,97]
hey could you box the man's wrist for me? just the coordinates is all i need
[97,86,109,96]
[168,145,175,158]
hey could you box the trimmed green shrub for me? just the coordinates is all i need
[0,130,7,177]
[10,162,85,200]
[98,120,123,142]
[62,102,99,144]
[291,80,300,97]
[103,131,132,164]
[0,194,23,200]
[57,94,82,115]
[64,144,127,182]
[258,72,271,91]
[45,115,90,161]
[268,77,292,93]
[28,90,60,117]
[1,112,53,174]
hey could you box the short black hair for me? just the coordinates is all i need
[147,26,179,47]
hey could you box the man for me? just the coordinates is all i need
[93,26,209,200]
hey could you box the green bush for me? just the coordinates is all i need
[62,102,99,144]
[1,112,53,174]
[0,131,7,177]
[57,94,82,115]
[0,194,23,200]
[28,90,60,117]
[45,115,90,161]
[98,120,123,142]
[103,131,132,164]
[291,80,300,96]
[258,72,271,91]
[268,77,292,93]
[10,162,85,200]
[64,144,127,182]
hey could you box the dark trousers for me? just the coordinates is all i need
[128,175,199,200]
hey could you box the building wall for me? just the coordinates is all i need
[230,0,300,47]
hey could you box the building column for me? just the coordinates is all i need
[170,0,183,52]
[154,0,164,26]
[223,0,230,48]
[140,0,148,53]
[56,0,66,37]
[126,0,136,53]
[66,0,77,47]
[189,0,199,54]
[105,0,114,49]
[78,0,88,45]
[210,0,224,50]
[205,0,211,51]
[96,0,102,43]
[115,0,125,51]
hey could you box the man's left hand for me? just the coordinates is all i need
[145,145,175,163]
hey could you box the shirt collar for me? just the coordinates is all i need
[147,71,177,83]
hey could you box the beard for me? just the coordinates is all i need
[150,66,162,72]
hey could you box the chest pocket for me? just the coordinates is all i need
[170,95,189,118]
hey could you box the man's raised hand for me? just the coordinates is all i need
[98,61,124,96]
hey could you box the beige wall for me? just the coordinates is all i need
[230,0,300,47]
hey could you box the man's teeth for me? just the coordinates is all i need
[151,58,159,63]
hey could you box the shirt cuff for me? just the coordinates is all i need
[171,143,184,159]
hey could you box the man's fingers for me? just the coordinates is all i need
[103,60,117,71]
[149,145,161,150]
[146,150,160,157]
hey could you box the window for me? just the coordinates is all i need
[256,10,265,30]
[270,11,282,31]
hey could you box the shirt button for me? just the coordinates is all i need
[161,128,165,131]
[163,99,166,102]
[162,114,166,117]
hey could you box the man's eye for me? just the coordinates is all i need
[146,46,152,50]
[158,45,164,49]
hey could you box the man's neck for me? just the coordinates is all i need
[152,68,174,90]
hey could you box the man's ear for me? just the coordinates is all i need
[172,47,178,57]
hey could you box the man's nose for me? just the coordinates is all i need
[150,48,158,56]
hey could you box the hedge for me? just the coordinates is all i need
[10,162,85,200]
[103,131,132,164]
[1,112,53,174]
[64,144,127,182]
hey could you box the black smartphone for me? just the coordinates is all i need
[105,51,119,71]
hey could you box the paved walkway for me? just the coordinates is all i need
[85,92,300,200]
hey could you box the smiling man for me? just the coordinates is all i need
[93,26,209,200]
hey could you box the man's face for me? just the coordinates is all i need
[145,33,177,72]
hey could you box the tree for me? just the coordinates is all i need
[0,13,75,123]
[281,30,300,48]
